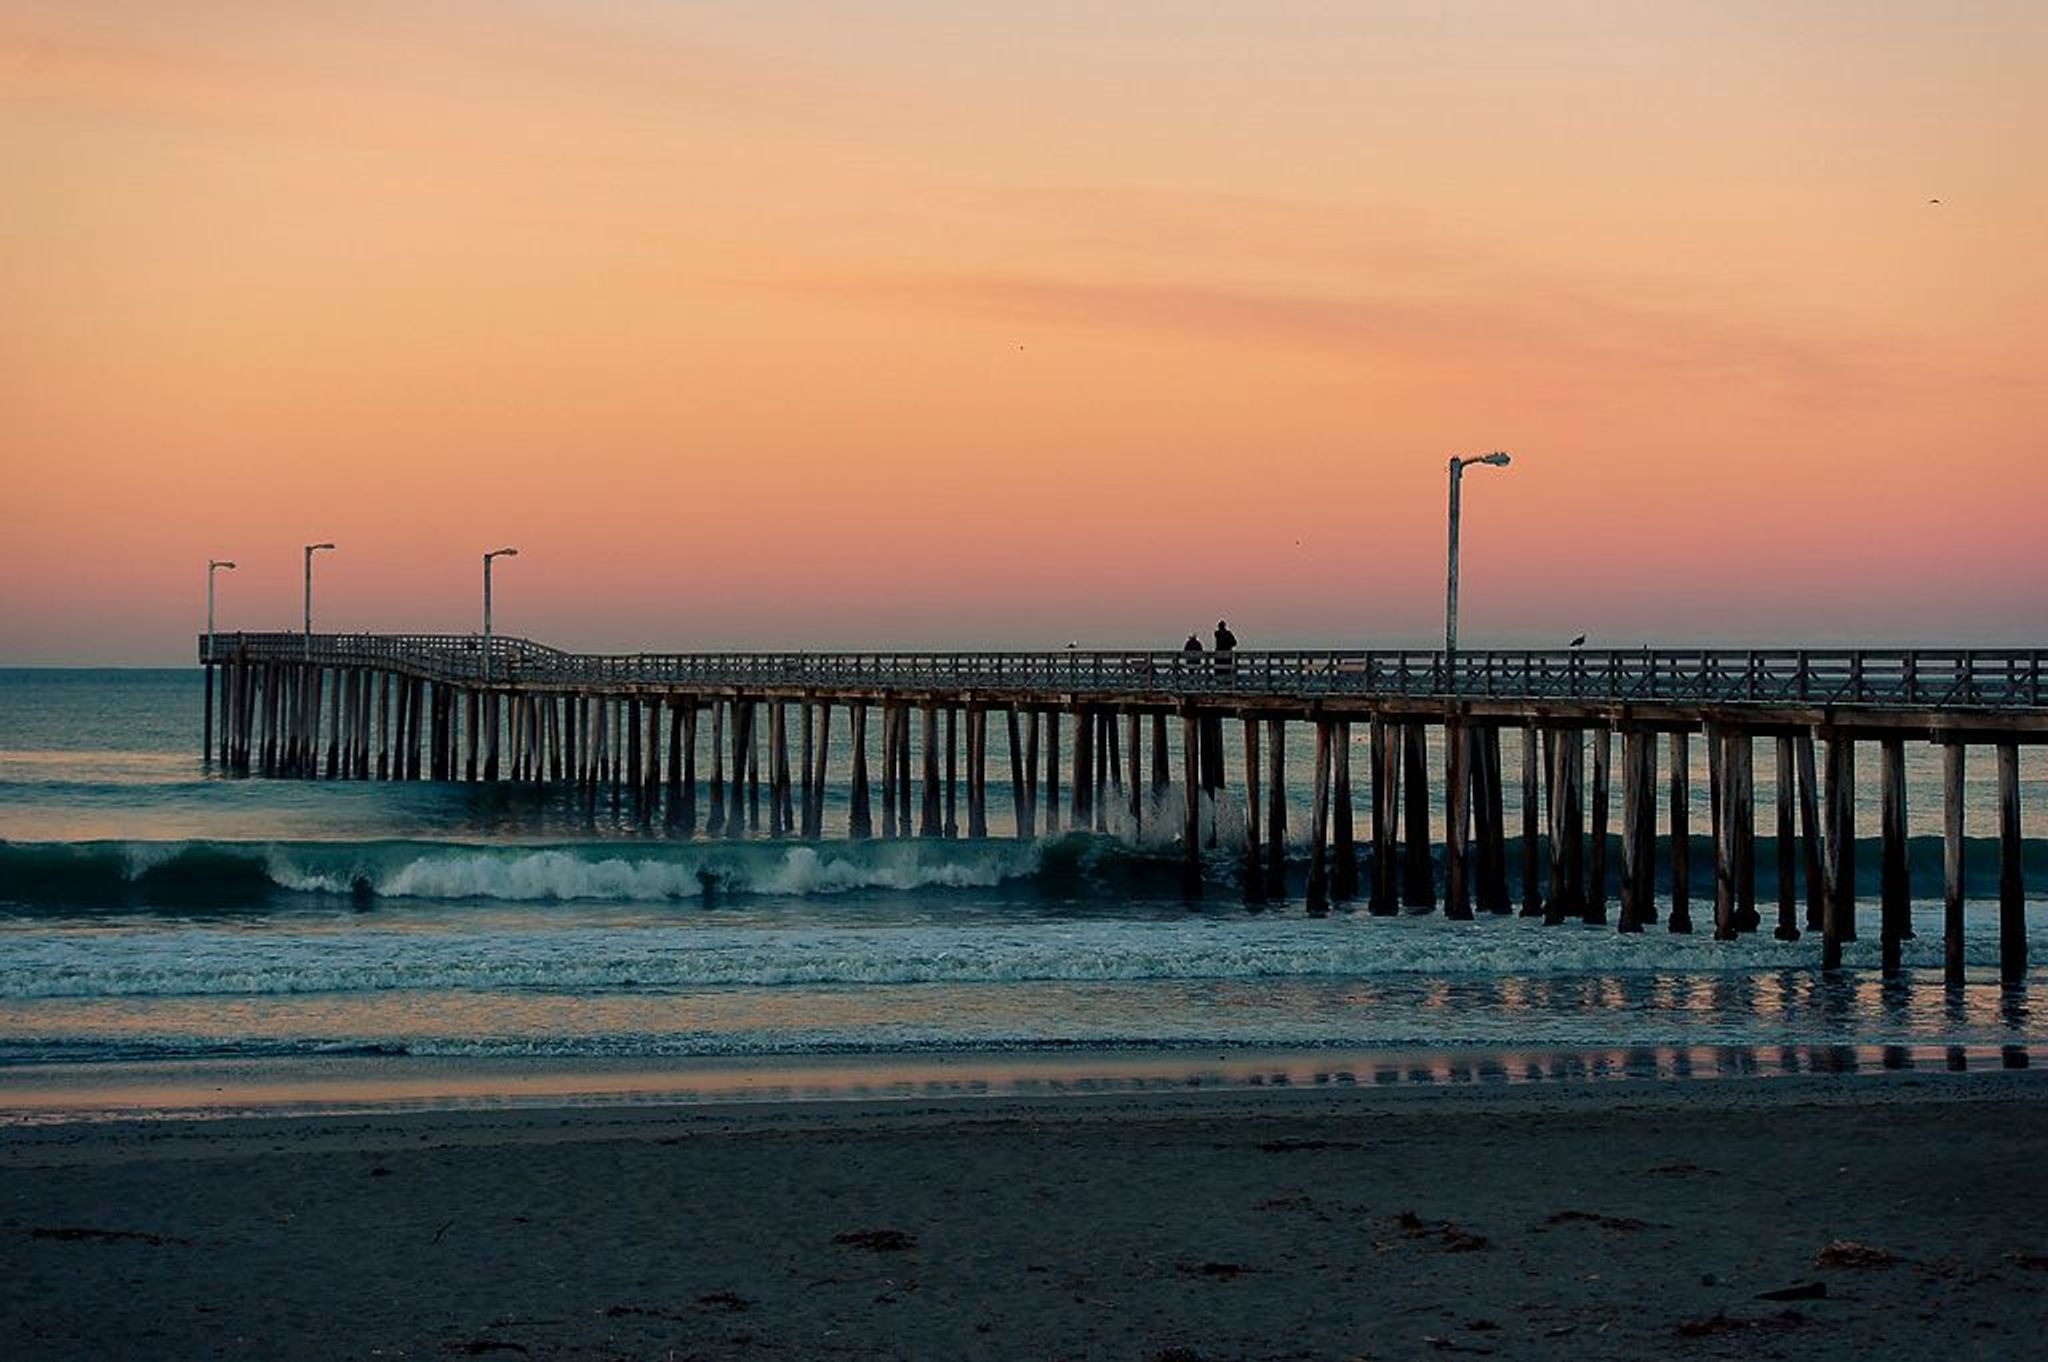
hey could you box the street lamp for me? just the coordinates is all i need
[203,559,237,766]
[1445,451,1511,680]
[206,559,236,662]
[303,542,335,657]
[482,547,518,679]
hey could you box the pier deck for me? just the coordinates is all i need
[198,632,2043,980]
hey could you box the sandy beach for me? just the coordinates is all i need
[5,1069,2048,1360]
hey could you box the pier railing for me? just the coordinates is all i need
[199,633,2046,711]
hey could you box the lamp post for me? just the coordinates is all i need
[1445,451,1511,686]
[303,542,335,658]
[206,559,236,662]
[482,547,518,679]
[204,559,236,764]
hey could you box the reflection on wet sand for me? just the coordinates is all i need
[2,1039,2040,1125]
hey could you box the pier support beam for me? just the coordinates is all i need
[1401,721,1434,910]
[1306,719,1333,915]
[1774,737,1801,941]
[1944,741,1966,985]
[1822,732,1854,969]
[848,704,871,839]
[1265,718,1288,902]
[1444,714,1471,920]
[1999,743,2025,985]
[1243,717,1264,906]
[1880,737,1910,977]
[1585,725,1610,925]
[1371,719,1397,916]
[1520,723,1543,917]
[1180,712,1202,895]
[1332,721,1357,904]
[1668,731,1692,933]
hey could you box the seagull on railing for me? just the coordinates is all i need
[1568,634,1586,648]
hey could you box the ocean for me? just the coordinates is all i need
[2,668,2044,1119]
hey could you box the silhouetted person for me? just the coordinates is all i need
[1214,621,1237,653]
[1183,634,1203,652]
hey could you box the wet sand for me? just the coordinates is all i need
[5,1070,2047,1360]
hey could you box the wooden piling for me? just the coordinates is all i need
[1731,734,1758,933]
[768,702,789,836]
[921,704,941,838]
[945,706,959,838]
[1243,717,1264,905]
[848,704,871,838]
[1332,721,1357,903]
[1265,717,1288,901]
[707,700,726,834]
[1878,737,1910,976]
[1618,729,1645,933]
[1070,706,1092,832]
[1833,734,1858,944]
[1401,721,1434,910]
[894,703,911,835]
[1998,743,2024,984]
[1711,726,1736,941]
[880,705,899,839]
[1021,710,1039,838]
[1444,715,1471,920]
[1771,737,1799,940]
[1667,731,1692,933]
[1943,741,1965,985]
[1007,708,1028,840]
[1180,712,1202,894]
[1822,732,1853,969]
[966,708,987,839]
[1371,718,1398,915]
[680,701,699,834]
[1475,726,1509,913]
[1585,725,1610,924]
[1306,719,1333,914]
[1125,711,1143,831]
[1797,731,1825,932]
[808,702,830,838]
[1151,713,1170,795]
[1043,710,1061,835]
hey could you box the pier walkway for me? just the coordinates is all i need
[199,632,2044,981]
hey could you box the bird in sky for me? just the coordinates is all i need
[1929,198,1941,204]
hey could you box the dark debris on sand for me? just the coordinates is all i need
[1816,1239,1904,1269]
[833,1228,918,1252]
[1394,1210,1491,1252]
[1675,1309,1814,1338]
[30,1225,189,1248]
[1543,1209,1653,1232]
[442,1341,531,1357]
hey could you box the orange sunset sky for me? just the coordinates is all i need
[2,1,2042,663]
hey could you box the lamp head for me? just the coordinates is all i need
[210,559,236,570]
[1477,451,1512,467]
[487,547,519,559]
[307,542,335,552]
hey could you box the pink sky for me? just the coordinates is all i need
[2,2,2043,662]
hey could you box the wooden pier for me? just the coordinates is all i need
[200,633,2044,979]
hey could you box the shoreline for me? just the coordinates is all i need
[5,1070,2047,1360]
[2,1038,2038,1126]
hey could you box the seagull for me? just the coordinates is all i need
[1928,198,1941,204]
[1568,634,1586,648]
